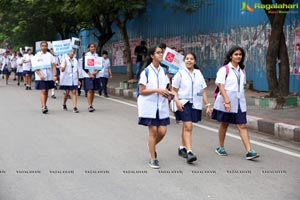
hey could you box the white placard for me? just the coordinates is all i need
[161,47,184,74]
[84,56,103,70]
[71,37,81,49]
[52,39,72,55]
[35,41,52,52]
[31,55,52,71]
[0,49,6,54]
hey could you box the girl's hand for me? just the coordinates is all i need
[224,102,231,112]
[157,88,169,98]
[39,75,45,80]
[176,100,184,112]
[78,80,81,86]
[206,106,212,117]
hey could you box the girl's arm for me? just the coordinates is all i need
[171,87,183,112]
[202,89,211,115]
[139,84,169,97]
[219,84,230,111]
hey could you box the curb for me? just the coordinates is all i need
[108,86,300,142]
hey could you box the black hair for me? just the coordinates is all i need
[223,46,246,69]
[141,41,146,46]
[184,53,199,69]
[18,52,23,57]
[102,50,108,55]
[40,41,48,46]
[159,43,167,50]
[145,46,162,66]
[27,49,32,53]
[87,43,96,49]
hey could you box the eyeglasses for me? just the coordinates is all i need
[154,51,163,55]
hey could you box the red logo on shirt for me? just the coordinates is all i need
[87,58,94,66]
[165,52,175,63]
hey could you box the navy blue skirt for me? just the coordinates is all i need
[212,107,247,124]
[2,68,11,75]
[16,72,23,76]
[139,110,170,126]
[175,102,202,123]
[23,70,32,75]
[35,80,55,90]
[84,78,100,91]
[60,85,78,90]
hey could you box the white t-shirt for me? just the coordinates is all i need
[59,55,79,86]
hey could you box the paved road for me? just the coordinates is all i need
[0,81,300,200]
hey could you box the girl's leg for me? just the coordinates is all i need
[71,89,77,108]
[41,89,48,107]
[148,126,158,160]
[28,74,32,88]
[218,122,229,147]
[236,124,251,152]
[182,121,193,151]
[63,90,70,106]
[87,90,93,106]
[156,125,167,145]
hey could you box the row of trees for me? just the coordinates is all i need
[0,0,295,97]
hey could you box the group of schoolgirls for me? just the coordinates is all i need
[33,42,112,114]
[137,45,260,169]
[1,48,37,90]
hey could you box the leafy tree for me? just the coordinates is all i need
[261,0,294,97]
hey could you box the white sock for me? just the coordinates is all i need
[187,150,193,153]
[179,146,186,150]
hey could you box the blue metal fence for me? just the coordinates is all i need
[78,0,300,93]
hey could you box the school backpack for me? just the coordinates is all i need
[213,65,229,99]
[136,66,168,98]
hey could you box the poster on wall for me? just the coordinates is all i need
[161,36,182,51]
[293,28,300,75]
[111,38,142,66]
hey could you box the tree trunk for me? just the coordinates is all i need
[115,19,133,81]
[262,0,293,97]
[278,33,290,96]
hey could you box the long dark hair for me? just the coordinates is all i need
[145,46,162,66]
[184,53,199,69]
[223,46,246,69]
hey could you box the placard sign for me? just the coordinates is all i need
[84,56,103,70]
[31,55,52,71]
[52,39,72,55]
[161,47,184,74]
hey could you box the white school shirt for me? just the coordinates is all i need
[213,62,247,113]
[17,57,23,73]
[10,56,17,69]
[78,58,84,79]
[82,52,101,78]
[137,64,170,119]
[1,57,9,71]
[99,58,111,78]
[34,51,56,81]
[172,67,207,110]
[59,55,79,86]
[22,54,33,71]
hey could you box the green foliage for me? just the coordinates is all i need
[166,0,213,13]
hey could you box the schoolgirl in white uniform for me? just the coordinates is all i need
[137,46,171,169]
[10,51,17,81]
[1,52,11,85]
[77,53,85,96]
[59,51,80,113]
[16,52,24,86]
[82,43,101,112]
[172,53,211,163]
[22,49,33,90]
[34,41,57,114]
[212,46,259,160]
[99,50,112,97]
